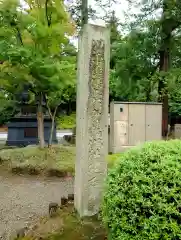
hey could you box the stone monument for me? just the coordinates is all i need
[74,24,110,216]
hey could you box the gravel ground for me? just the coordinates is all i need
[0,174,74,239]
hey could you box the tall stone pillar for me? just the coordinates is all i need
[74,24,110,217]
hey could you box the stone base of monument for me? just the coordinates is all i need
[110,145,135,154]
[17,203,106,239]
[120,146,135,152]
[6,115,58,147]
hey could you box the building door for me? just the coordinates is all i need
[146,104,162,141]
[128,104,146,145]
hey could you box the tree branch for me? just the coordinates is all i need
[10,15,24,46]
[44,94,53,118]
[45,0,52,27]
[16,26,23,45]
[53,105,58,119]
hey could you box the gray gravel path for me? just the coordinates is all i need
[0,174,73,239]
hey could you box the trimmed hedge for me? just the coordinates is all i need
[102,140,181,240]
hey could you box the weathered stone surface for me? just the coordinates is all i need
[75,24,110,217]
[174,124,181,139]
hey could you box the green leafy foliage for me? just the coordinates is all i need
[45,56,76,112]
[0,91,18,125]
[0,0,76,100]
[102,140,181,240]
[57,112,76,129]
[109,20,160,102]
[66,0,115,29]
[0,0,77,139]
[108,0,181,119]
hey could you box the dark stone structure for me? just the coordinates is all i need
[6,86,57,147]
[6,115,57,146]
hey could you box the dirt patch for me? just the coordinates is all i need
[23,205,106,240]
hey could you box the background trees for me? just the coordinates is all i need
[1,0,181,141]
[0,0,76,147]
[108,0,181,136]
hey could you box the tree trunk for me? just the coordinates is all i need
[37,93,45,148]
[145,81,152,102]
[49,116,55,147]
[158,0,172,137]
[81,0,88,27]
[47,106,58,148]
[159,47,170,137]
[158,0,181,137]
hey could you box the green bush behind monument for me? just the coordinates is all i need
[102,140,181,239]
[57,112,76,129]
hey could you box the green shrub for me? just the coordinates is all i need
[102,140,181,240]
[107,153,121,168]
[57,112,76,129]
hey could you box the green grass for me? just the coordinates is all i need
[0,145,118,177]
[0,145,75,176]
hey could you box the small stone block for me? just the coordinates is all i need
[68,194,74,201]
[61,197,68,206]
[49,202,59,217]
[16,227,26,238]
